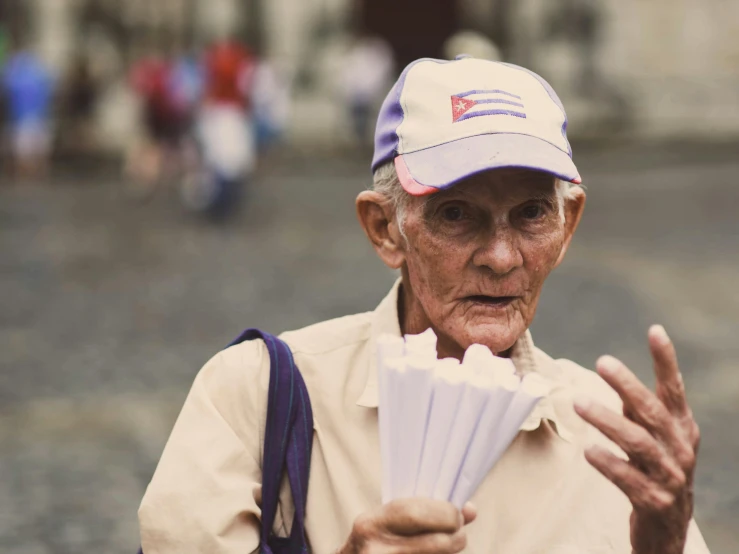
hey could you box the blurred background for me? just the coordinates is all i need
[0,0,737,552]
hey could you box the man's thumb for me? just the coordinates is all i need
[462,502,477,525]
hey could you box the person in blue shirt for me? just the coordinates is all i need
[2,46,55,180]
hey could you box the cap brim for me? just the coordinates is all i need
[394,133,581,196]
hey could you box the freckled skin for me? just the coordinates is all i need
[398,169,576,359]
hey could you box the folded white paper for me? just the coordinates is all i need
[415,358,464,497]
[462,343,516,375]
[400,356,435,498]
[431,364,491,502]
[404,327,438,358]
[458,371,550,506]
[449,348,520,507]
[487,372,551,465]
[376,335,405,503]
[377,332,547,507]
[383,356,408,500]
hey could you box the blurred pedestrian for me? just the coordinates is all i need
[251,58,290,153]
[168,48,205,176]
[169,49,204,128]
[1,45,55,181]
[203,40,254,111]
[443,30,502,62]
[180,40,256,217]
[125,47,182,196]
[62,52,99,154]
[341,33,394,145]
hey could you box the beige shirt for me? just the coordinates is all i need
[139,280,710,554]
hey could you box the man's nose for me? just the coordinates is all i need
[471,227,524,275]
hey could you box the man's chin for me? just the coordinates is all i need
[454,320,525,355]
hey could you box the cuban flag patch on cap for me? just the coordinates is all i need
[451,89,526,122]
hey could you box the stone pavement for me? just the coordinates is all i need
[0,142,737,553]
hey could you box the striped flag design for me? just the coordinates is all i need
[451,89,526,122]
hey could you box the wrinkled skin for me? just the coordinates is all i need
[356,167,700,553]
[397,169,579,358]
[358,168,585,359]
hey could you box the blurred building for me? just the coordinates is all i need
[276,0,739,143]
[9,0,739,151]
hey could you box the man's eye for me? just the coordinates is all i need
[441,206,465,221]
[521,204,544,220]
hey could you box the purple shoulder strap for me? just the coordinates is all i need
[228,329,313,554]
[138,329,313,554]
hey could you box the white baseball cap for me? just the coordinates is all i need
[372,56,582,195]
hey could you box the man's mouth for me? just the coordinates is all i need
[465,295,517,307]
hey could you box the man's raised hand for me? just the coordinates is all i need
[574,325,700,554]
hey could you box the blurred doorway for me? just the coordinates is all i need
[358,0,460,69]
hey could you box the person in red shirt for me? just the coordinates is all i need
[180,40,258,217]
[203,40,254,109]
[126,46,200,197]
[130,53,186,147]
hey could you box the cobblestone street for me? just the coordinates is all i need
[1,142,738,553]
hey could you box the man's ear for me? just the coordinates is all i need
[555,185,586,267]
[356,190,406,269]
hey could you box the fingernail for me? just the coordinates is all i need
[596,355,620,375]
[650,324,670,345]
[463,501,476,511]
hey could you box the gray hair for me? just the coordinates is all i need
[371,161,576,236]
[371,162,412,240]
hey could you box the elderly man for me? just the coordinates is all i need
[139,57,710,553]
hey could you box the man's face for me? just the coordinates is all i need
[399,169,569,355]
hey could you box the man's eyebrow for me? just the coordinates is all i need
[420,189,472,215]
[421,193,446,211]
[528,191,558,205]
[420,195,442,218]
[420,181,557,215]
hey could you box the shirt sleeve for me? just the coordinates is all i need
[138,340,270,554]
[685,518,712,553]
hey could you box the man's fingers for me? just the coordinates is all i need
[390,530,468,554]
[461,502,477,526]
[574,400,686,491]
[382,498,461,536]
[649,324,689,418]
[595,355,683,446]
[349,500,467,554]
[623,402,638,422]
[584,444,678,514]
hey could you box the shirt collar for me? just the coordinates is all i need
[356,278,577,443]
[356,278,403,408]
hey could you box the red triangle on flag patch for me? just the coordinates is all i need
[451,96,477,122]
